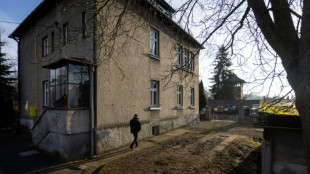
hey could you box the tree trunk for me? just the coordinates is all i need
[247,0,310,172]
[287,57,310,172]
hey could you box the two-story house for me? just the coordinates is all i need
[10,0,203,160]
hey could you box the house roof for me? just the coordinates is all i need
[155,0,176,13]
[224,74,246,83]
[42,57,95,69]
[10,0,203,49]
[9,0,61,39]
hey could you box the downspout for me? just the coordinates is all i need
[90,0,98,156]
[35,37,38,121]
[12,37,21,128]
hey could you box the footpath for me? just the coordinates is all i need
[1,120,250,174]
[29,120,238,174]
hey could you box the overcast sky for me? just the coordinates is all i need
[0,0,293,98]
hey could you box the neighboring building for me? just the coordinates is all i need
[10,0,203,160]
[224,74,246,100]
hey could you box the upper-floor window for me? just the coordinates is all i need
[190,88,195,106]
[51,31,54,52]
[177,44,182,67]
[184,49,189,70]
[42,36,48,56]
[177,85,183,107]
[151,80,159,106]
[190,52,195,72]
[82,11,87,38]
[49,64,89,108]
[63,23,69,45]
[150,28,159,57]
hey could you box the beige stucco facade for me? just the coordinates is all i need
[11,0,202,160]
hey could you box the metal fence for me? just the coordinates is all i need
[210,112,239,121]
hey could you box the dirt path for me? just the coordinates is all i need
[100,121,263,174]
[45,120,263,174]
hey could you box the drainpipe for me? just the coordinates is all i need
[90,0,98,156]
[12,37,21,129]
[35,37,38,120]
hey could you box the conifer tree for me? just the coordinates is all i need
[210,46,236,100]
[0,32,16,128]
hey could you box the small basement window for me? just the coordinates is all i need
[152,126,159,136]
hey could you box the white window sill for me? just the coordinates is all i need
[150,107,161,111]
[176,106,183,110]
[190,106,196,109]
[149,54,160,60]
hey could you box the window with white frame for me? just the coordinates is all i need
[190,52,195,72]
[177,44,182,67]
[184,49,189,70]
[43,81,49,106]
[177,85,183,107]
[150,28,159,57]
[190,88,195,106]
[42,36,48,56]
[151,80,159,106]
[63,23,69,45]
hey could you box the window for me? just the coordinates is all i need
[82,11,87,38]
[184,49,189,70]
[51,31,54,52]
[150,80,159,106]
[190,88,195,106]
[42,36,48,56]
[177,85,183,107]
[43,81,49,106]
[150,28,159,57]
[63,23,69,45]
[190,52,195,72]
[49,64,89,108]
[177,45,182,67]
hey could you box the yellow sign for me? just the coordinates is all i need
[30,106,38,117]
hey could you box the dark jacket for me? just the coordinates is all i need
[130,117,141,133]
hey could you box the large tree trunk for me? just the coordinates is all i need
[247,0,310,172]
[287,55,310,172]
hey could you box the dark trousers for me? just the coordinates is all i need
[130,132,138,148]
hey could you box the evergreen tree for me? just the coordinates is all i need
[199,80,207,111]
[210,46,236,100]
[0,32,16,129]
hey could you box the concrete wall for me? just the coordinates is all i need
[32,110,90,160]
[96,114,199,152]
[262,128,307,174]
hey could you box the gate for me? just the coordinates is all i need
[210,112,238,121]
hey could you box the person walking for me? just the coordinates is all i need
[129,114,141,150]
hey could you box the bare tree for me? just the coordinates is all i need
[170,0,310,169]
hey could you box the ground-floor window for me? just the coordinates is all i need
[190,88,195,106]
[151,80,159,106]
[177,85,183,107]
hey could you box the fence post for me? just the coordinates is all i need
[238,107,245,122]
[205,106,211,120]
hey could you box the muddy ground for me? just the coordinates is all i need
[100,122,263,174]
